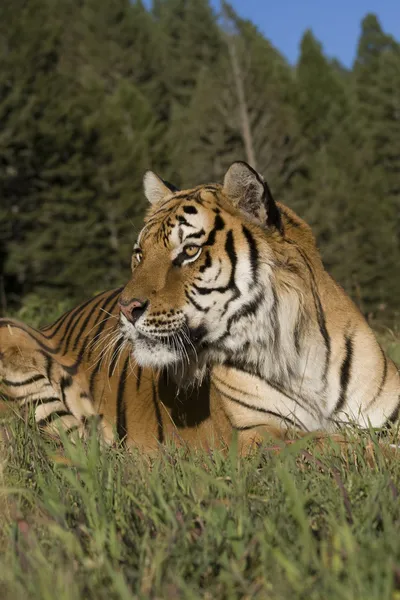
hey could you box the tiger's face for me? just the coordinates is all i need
[119,162,283,369]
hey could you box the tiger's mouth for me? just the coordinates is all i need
[135,330,185,350]
[119,314,207,368]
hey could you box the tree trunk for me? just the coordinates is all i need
[226,34,257,170]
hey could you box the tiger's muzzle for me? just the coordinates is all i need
[118,297,149,325]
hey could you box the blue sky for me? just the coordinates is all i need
[211,0,400,67]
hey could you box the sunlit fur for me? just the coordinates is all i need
[1,163,399,453]
[119,171,400,436]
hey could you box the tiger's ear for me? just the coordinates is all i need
[143,171,179,205]
[223,162,283,232]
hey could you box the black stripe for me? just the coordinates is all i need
[367,346,388,409]
[225,230,237,282]
[116,356,129,442]
[40,306,75,334]
[72,292,122,372]
[289,242,331,385]
[72,295,107,352]
[192,232,238,299]
[1,291,112,353]
[108,337,125,378]
[333,333,354,414]
[85,296,122,394]
[220,230,240,317]
[49,293,104,343]
[201,185,219,193]
[192,283,228,295]
[31,396,62,405]
[3,391,59,404]
[40,289,108,338]
[3,290,122,362]
[37,410,71,428]
[89,366,98,397]
[86,289,123,360]
[184,228,205,240]
[152,379,164,444]
[39,351,53,383]
[2,374,45,387]
[0,321,56,355]
[222,357,316,420]
[213,383,299,428]
[144,197,183,227]
[183,205,198,214]
[60,375,73,412]
[62,309,88,355]
[213,375,262,402]
[310,286,330,383]
[293,313,303,355]
[136,366,142,392]
[226,230,239,288]
[242,225,258,285]
[265,376,315,418]
[384,395,400,427]
[185,290,208,312]
[64,424,80,435]
[270,283,280,353]
[204,214,225,246]
[60,288,121,358]
[280,206,302,229]
[199,251,212,273]
[220,291,263,340]
[177,215,194,227]
[192,191,205,204]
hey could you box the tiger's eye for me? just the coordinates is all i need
[184,245,199,257]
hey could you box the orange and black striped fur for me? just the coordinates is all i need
[1,162,399,453]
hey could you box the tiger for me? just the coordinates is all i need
[0,161,399,454]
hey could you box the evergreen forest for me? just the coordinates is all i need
[0,0,399,323]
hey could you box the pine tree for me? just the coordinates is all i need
[168,1,302,198]
[83,79,167,288]
[291,30,353,237]
[152,0,222,109]
[351,14,400,314]
[296,31,349,151]
[0,0,74,300]
[0,0,399,320]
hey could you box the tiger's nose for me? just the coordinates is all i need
[119,297,149,324]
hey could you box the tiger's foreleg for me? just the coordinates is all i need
[0,319,98,440]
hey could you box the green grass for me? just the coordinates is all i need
[0,303,399,599]
[2,422,400,599]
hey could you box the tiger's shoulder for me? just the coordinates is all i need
[278,203,320,258]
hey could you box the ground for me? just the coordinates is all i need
[0,302,399,600]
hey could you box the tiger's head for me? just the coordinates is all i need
[119,161,288,370]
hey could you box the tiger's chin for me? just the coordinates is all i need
[131,335,210,387]
[118,315,178,368]
[119,314,209,371]
[132,334,181,368]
